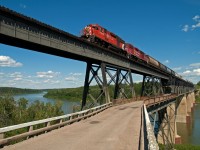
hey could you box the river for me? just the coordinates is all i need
[177,103,200,145]
[14,92,80,114]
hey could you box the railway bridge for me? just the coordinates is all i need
[0,6,195,149]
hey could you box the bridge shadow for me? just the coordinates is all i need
[90,121,101,124]
[117,106,139,110]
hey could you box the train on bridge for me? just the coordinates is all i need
[81,24,182,79]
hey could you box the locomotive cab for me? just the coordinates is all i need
[81,24,125,50]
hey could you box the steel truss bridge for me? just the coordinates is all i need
[0,6,195,150]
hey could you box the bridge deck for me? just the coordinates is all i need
[3,101,143,150]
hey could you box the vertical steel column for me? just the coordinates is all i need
[114,68,120,99]
[101,63,110,103]
[141,75,146,97]
[157,105,175,149]
[152,77,157,96]
[81,62,92,110]
[129,69,135,98]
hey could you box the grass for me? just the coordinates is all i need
[196,96,200,103]
[159,144,200,150]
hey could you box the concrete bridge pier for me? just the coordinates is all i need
[175,91,196,144]
[191,92,195,109]
[176,93,196,124]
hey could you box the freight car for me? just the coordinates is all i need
[124,43,148,62]
[147,55,159,68]
[159,63,167,71]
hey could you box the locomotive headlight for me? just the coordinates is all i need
[122,44,125,50]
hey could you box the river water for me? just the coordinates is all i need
[14,92,80,114]
[177,103,200,145]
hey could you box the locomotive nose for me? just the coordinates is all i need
[84,27,91,37]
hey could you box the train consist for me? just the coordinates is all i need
[81,24,182,79]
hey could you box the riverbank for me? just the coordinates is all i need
[195,95,200,103]
[43,87,83,101]
[159,144,200,150]
[0,87,42,96]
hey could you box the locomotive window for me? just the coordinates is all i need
[110,33,116,38]
[100,28,104,32]
[92,26,98,30]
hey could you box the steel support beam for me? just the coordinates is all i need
[141,76,164,97]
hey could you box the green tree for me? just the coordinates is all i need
[0,96,16,127]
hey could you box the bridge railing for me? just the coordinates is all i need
[0,102,112,146]
[143,104,159,150]
[143,94,177,106]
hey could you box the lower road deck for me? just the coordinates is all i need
[3,101,143,150]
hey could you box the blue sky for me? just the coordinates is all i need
[0,0,200,89]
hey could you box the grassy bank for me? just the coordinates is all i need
[195,95,200,103]
[43,87,84,101]
[159,144,200,150]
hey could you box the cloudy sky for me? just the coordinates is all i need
[0,0,200,89]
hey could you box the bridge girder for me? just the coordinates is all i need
[81,62,136,109]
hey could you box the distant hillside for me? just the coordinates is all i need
[0,87,43,96]
[43,83,142,101]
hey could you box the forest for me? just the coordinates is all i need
[0,87,42,96]
[43,82,143,101]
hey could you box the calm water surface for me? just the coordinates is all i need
[14,92,80,114]
[177,103,200,145]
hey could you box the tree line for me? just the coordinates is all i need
[0,96,64,139]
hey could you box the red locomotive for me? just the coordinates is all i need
[81,24,125,50]
[81,24,181,78]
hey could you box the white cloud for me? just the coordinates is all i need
[192,15,200,22]
[36,70,60,78]
[65,76,77,81]
[13,78,22,81]
[9,72,23,78]
[20,4,27,9]
[181,68,200,78]
[183,70,191,74]
[64,72,84,87]
[69,73,82,76]
[65,72,84,83]
[0,56,23,67]
[43,79,60,84]
[164,60,170,64]
[182,25,189,32]
[173,67,182,71]
[189,62,200,68]
[0,72,4,76]
[193,68,200,75]
[191,22,200,30]
[44,79,50,83]
[182,15,200,32]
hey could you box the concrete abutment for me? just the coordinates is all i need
[175,91,195,144]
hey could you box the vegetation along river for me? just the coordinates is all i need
[14,92,80,114]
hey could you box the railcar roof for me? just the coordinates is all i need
[88,24,125,42]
